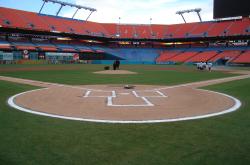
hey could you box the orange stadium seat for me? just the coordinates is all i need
[189,22,213,37]
[227,18,250,36]
[207,21,232,37]
[167,51,199,62]
[134,25,152,39]
[82,21,110,37]
[118,25,135,38]
[187,51,219,62]
[0,7,28,29]
[39,15,73,33]
[0,44,11,50]
[0,7,249,41]
[165,24,182,38]
[232,51,250,63]
[101,23,117,37]
[173,23,197,38]
[209,50,242,62]
[151,25,166,39]
[19,12,50,31]
[156,51,181,62]
[38,46,58,51]
[15,45,37,51]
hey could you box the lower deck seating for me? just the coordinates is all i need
[156,51,180,62]
[187,51,219,62]
[0,44,11,49]
[232,51,250,63]
[0,40,11,49]
[15,45,37,50]
[209,50,242,62]
[167,51,199,62]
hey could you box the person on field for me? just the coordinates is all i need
[207,62,212,72]
[115,60,120,70]
[113,60,117,70]
[197,62,201,70]
[113,60,120,70]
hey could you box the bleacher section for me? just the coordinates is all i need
[0,7,249,40]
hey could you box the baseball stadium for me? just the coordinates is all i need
[0,0,250,164]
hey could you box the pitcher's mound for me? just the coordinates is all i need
[94,70,137,75]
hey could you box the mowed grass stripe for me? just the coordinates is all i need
[0,64,237,85]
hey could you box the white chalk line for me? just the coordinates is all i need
[3,75,248,124]
[7,87,242,124]
[83,90,167,107]
[7,85,242,124]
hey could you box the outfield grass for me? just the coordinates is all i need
[0,64,238,85]
[0,65,250,164]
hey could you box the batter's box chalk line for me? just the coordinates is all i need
[83,90,167,107]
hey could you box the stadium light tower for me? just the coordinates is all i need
[116,17,121,37]
[176,11,186,23]
[39,0,97,21]
[194,8,202,22]
[176,8,202,23]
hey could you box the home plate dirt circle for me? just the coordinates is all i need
[7,81,242,123]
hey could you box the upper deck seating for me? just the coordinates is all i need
[173,23,197,38]
[0,7,249,40]
[207,21,232,37]
[118,25,135,38]
[134,25,152,39]
[188,22,213,37]
[164,24,182,38]
[0,7,29,29]
[227,18,250,36]
[151,25,166,39]
[101,23,117,37]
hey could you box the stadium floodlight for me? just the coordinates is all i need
[176,11,186,23]
[39,0,97,21]
[176,8,202,23]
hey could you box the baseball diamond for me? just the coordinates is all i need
[2,70,249,123]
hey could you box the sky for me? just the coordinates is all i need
[0,0,214,24]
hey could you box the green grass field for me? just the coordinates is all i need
[0,64,250,165]
[0,64,238,85]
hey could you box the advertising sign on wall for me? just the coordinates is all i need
[73,53,79,60]
[2,52,14,60]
